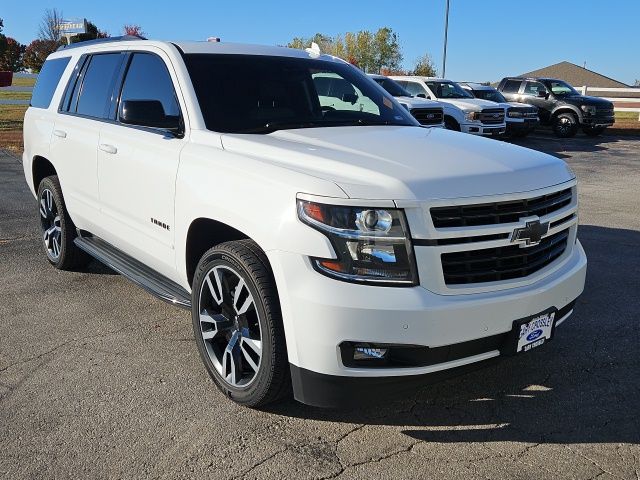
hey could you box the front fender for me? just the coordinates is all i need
[174,140,346,289]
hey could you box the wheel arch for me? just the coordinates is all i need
[185,217,257,286]
[551,106,582,123]
[32,155,57,191]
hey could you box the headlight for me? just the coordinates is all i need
[581,105,596,115]
[464,111,480,122]
[297,200,418,286]
[508,110,523,118]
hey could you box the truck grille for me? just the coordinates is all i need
[479,108,505,125]
[441,228,569,285]
[410,107,443,126]
[596,107,614,117]
[430,188,572,228]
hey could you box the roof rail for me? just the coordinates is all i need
[57,35,146,51]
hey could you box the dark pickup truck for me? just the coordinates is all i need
[497,77,614,138]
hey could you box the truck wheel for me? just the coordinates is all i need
[191,240,290,407]
[37,175,90,270]
[444,117,461,131]
[583,126,605,137]
[553,113,578,138]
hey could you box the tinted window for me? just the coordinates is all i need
[523,81,546,96]
[30,57,71,109]
[472,88,506,103]
[118,53,180,122]
[372,77,412,97]
[501,79,521,93]
[184,54,417,134]
[76,53,122,118]
[403,81,428,97]
[60,56,88,112]
[426,81,473,99]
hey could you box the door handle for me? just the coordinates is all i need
[99,144,117,154]
[53,129,67,138]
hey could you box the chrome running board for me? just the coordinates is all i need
[74,234,191,310]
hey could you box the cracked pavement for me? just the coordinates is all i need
[1,132,639,479]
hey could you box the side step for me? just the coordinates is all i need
[74,234,192,310]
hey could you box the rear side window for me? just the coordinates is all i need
[30,57,71,109]
[501,79,522,93]
[118,53,180,119]
[76,53,123,119]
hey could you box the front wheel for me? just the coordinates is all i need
[553,113,578,138]
[444,116,461,131]
[583,126,606,137]
[191,240,290,407]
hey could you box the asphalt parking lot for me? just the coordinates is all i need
[1,131,639,479]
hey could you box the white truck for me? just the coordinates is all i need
[23,37,586,408]
[368,74,444,128]
[391,76,507,136]
[460,82,539,137]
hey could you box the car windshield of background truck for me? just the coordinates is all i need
[544,80,579,97]
[426,81,473,99]
[184,54,417,133]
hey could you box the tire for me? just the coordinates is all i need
[553,113,578,138]
[444,116,461,131]
[191,239,290,407]
[37,175,90,270]
[583,126,606,137]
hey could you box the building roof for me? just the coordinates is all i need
[516,61,629,88]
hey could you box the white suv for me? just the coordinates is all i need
[391,76,507,136]
[23,37,587,408]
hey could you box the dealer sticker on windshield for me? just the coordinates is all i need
[517,311,556,353]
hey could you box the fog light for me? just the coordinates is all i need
[354,346,388,360]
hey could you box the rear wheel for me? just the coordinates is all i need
[583,126,606,137]
[553,113,578,138]
[191,240,290,407]
[37,175,89,270]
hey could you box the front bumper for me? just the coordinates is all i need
[460,123,506,136]
[506,118,539,135]
[270,240,587,407]
[582,115,614,127]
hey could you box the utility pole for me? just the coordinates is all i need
[442,0,450,78]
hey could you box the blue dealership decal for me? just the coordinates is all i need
[526,329,543,342]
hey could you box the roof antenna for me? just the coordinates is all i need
[305,42,321,58]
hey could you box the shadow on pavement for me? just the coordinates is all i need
[508,130,632,158]
[269,225,640,445]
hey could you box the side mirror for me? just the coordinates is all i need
[341,93,358,104]
[120,100,181,132]
[537,90,549,99]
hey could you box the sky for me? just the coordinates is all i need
[2,0,639,84]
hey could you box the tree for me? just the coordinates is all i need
[123,24,144,37]
[412,53,437,77]
[0,18,7,58]
[69,20,109,44]
[38,8,63,42]
[286,27,403,73]
[0,38,25,72]
[23,39,59,72]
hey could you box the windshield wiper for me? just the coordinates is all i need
[237,119,397,134]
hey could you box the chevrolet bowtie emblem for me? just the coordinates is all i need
[511,219,549,246]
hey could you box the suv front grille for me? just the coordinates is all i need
[479,108,505,125]
[441,228,569,285]
[430,188,572,228]
[411,107,444,125]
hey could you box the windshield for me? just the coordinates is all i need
[543,80,579,96]
[426,81,473,99]
[184,54,418,133]
[471,88,506,103]
[372,77,412,97]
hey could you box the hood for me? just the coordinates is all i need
[220,126,573,200]
[437,97,502,111]
[394,96,442,109]
[506,101,537,109]
[562,95,613,107]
